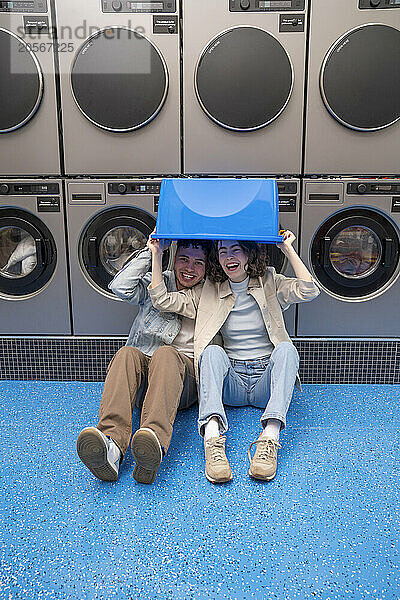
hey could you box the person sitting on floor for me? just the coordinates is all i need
[77,236,210,484]
[148,232,319,483]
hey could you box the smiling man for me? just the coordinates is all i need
[77,236,210,485]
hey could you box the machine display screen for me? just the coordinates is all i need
[372,185,392,191]
[0,1,35,6]
[129,1,163,9]
[259,1,291,8]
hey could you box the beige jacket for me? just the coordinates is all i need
[149,267,320,383]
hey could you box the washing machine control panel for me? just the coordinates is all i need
[230,0,305,11]
[0,0,47,13]
[347,182,400,195]
[0,182,59,195]
[359,0,400,9]
[108,181,161,195]
[102,0,176,13]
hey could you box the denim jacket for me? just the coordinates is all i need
[108,247,186,356]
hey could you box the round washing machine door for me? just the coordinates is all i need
[195,26,293,131]
[0,29,44,133]
[310,208,400,301]
[79,206,157,296]
[0,208,56,298]
[71,27,169,132]
[320,24,400,131]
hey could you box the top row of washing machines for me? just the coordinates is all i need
[1,0,399,178]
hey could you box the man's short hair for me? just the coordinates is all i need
[176,239,212,256]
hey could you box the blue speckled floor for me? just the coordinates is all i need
[0,382,399,600]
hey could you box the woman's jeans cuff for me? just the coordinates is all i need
[198,413,228,438]
[260,413,286,431]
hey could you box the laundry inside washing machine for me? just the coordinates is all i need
[66,179,165,336]
[0,180,71,334]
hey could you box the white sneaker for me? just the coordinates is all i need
[77,427,121,482]
[131,427,163,484]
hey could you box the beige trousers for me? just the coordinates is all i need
[97,345,197,455]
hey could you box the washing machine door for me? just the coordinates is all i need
[0,208,56,297]
[310,208,400,300]
[320,24,400,131]
[0,28,44,132]
[79,207,157,295]
[71,27,169,132]
[195,26,293,131]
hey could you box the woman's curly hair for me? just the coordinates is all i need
[207,240,269,283]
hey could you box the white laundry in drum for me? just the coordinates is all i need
[3,232,37,276]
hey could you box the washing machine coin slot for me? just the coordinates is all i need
[309,194,341,203]
[70,194,105,205]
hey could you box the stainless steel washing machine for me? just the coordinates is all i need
[182,0,308,176]
[297,178,400,336]
[66,179,164,335]
[304,0,400,176]
[0,179,70,334]
[0,0,60,175]
[55,0,180,176]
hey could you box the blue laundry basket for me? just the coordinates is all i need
[152,178,283,242]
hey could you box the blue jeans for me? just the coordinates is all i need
[198,342,299,437]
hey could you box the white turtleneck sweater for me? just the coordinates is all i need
[220,277,273,360]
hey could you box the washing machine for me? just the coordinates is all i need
[182,0,307,175]
[55,0,180,176]
[304,0,400,176]
[297,178,400,336]
[66,179,166,335]
[0,179,70,334]
[0,0,60,175]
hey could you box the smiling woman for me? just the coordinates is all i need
[209,240,268,284]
